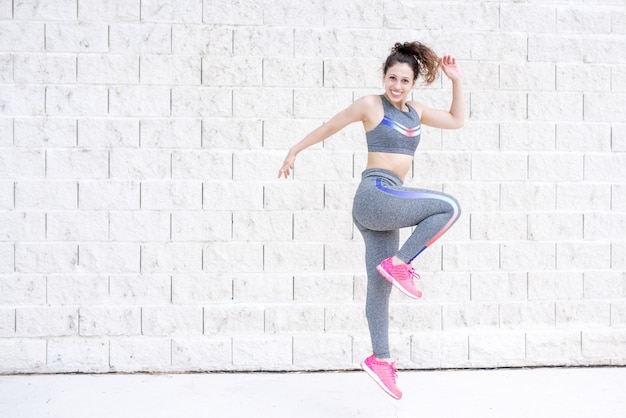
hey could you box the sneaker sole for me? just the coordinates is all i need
[376,265,422,300]
[360,361,402,400]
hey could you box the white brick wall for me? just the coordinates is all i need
[0,0,625,374]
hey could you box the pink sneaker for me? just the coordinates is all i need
[376,257,422,299]
[360,354,402,400]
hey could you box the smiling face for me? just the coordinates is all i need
[382,62,416,107]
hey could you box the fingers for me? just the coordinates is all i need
[440,55,456,66]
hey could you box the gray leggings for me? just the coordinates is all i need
[352,168,461,358]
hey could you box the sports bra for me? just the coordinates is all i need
[366,95,421,156]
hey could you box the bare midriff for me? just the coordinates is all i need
[366,152,414,181]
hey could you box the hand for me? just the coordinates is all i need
[439,55,462,82]
[277,153,296,179]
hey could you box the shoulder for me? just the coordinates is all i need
[407,100,426,118]
[353,94,381,109]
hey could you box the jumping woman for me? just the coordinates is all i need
[278,42,464,400]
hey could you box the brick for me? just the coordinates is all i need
[584,271,626,299]
[265,304,325,333]
[141,119,201,148]
[557,242,611,270]
[263,58,322,88]
[585,153,626,182]
[324,181,358,211]
[142,306,203,336]
[78,0,140,21]
[0,22,44,52]
[443,182,499,212]
[585,93,626,122]
[110,337,171,372]
[141,243,203,273]
[293,334,352,369]
[500,4,556,33]
[45,23,108,52]
[295,150,355,182]
[14,54,76,84]
[390,303,441,331]
[204,0,263,25]
[500,63,556,91]
[79,181,140,210]
[528,271,584,300]
[110,211,170,241]
[233,88,291,119]
[202,57,262,87]
[0,275,46,305]
[324,241,368,273]
[501,182,556,211]
[172,337,232,370]
[204,181,263,210]
[80,306,140,337]
[613,124,626,151]
[324,304,368,332]
[203,117,262,150]
[77,54,139,84]
[141,0,202,22]
[556,183,611,211]
[110,23,171,54]
[614,184,626,211]
[110,86,171,117]
[557,6,612,34]
[529,34,584,62]
[78,119,139,147]
[470,32,528,62]
[443,242,500,272]
[470,91,527,121]
[109,274,171,305]
[171,274,233,304]
[142,181,203,210]
[141,55,201,85]
[16,307,78,336]
[0,149,45,179]
[294,28,388,59]
[529,92,583,121]
[556,122,611,152]
[110,149,170,179]
[293,211,353,242]
[410,332,468,368]
[204,304,264,335]
[46,86,108,116]
[412,151,471,182]
[614,242,626,270]
[583,329,626,359]
[173,87,232,117]
[14,118,76,147]
[585,212,626,241]
[471,212,527,241]
[0,339,47,373]
[47,337,109,373]
[583,35,626,64]
[233,151,286,181]
[420,272,470,302]
[171,25,232,56]
[528,213,583,241]
[232,336,292,369]
[501,242,556,271]
[612,301,626,326]
[47,211,108,241]
[234,27,294,57]
[204,243,264,274]
[263,0,324,26]
[557,64,611,92]
[0,244,14,273]
[79,243,140,274]
[443,303,499,330]
[172,210,231,241]
[556,301,610,327]
[0,181,12,209]
[263,117,324,151]
[232,211,291,242]
[232,273,292,302]
[0,1,11,18]
[500,301,555,328]
[293,274,354,303]
[471,272,527,302]
[47,149,109,179]
[441,121,499,151]
[500,122,556,151]
[264,242,324,273]
[0,85,45,116]
[0,308,14,336]
[15,243,78,274]
[47,275,109,305]
[0,118,12,147]
[469,331,526,361]
[264,182,324,211]
[15,0,76,20]
[324,58,380,89]
[526,330,582,363]
[529,153,583,182]
[0,211,45,241]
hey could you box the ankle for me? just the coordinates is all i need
[391,256,405,266]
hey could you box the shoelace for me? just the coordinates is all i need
[376,361,398,381]
[407,267,421,281]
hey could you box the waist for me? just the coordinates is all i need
[365,152,413,181]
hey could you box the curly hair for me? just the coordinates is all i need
[382,42,440,85]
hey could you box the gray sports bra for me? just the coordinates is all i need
[366,95,421,155]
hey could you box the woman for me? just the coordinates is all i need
[278,42,464,400]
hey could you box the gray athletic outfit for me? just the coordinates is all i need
[352,95,461,359]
